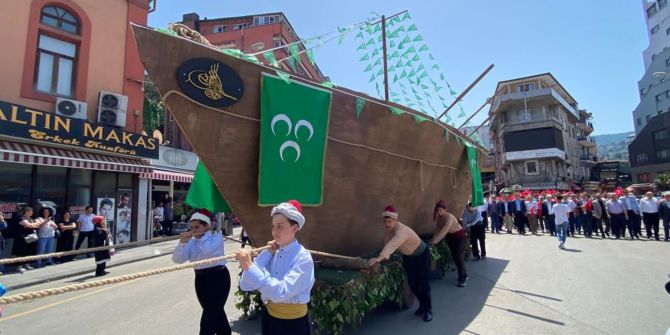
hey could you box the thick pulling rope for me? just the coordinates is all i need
[1,238,367,305]
[0,245,270,305]
[0,235,180,265]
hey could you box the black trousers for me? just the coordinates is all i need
[161,220,173,236]
[593,217,606,237]
[663,218,670,241]
[402,247,432,313]
[642,212,660,240]
[545,215,556,235]
[75,231,95,255]
[95,262,107,275]
[194,266,231,335]
[611,214,626,238]
[445,233,468,282]
[262,309,310,335]
[513,214,526,234]
[469,224,486,258]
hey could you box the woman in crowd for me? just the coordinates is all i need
[431,200,469,287]
[35,207,58,268]
[172,210,231,335]
[93,215,112,277]
[13,207,40,273]
[57,211,77,262]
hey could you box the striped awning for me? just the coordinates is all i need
[140,169,193,183]
[0,140,151,173]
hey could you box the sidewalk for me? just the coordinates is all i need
[0,238,178,291]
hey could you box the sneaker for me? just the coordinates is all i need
[17,266,26,273]
[423,311,433,322]
[24,264,34,270]
[481,255,486,260]
[458,281,467,287]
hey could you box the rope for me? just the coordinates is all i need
[163,90,261,122]
[224,235,364,262]
[168,23,213,46]
[0,235,180,265]
[0,245,270,305]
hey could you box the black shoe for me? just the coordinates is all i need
[95,271,110,277]
[473,256,481,261]
[481,255,486,260]
[414,307,424,316]
[423,311,433,322]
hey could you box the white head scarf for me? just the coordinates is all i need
[271,202,305,229]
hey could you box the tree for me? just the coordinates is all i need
[143,81,164,133]
[657,173,670,191]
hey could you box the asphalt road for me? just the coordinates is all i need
[1,232,669,335]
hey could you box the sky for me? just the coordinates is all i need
[148,0,650,135]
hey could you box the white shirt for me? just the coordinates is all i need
[567,199,576,211]
[526,201,537,213]
[77,213,95,232]
[545,200,555,215]
[154,207,164,220]
[553,203,570,225]
[171,231,227,270]
[639,197,659,213]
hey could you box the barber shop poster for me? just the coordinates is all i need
[115,189,132,244]
[97,196,116,236]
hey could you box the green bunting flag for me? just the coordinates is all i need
[444,129,450,142]
[440,73,445,81]
[395,60,403,68]
[263,51,278,67]
[413,115,429,123]
[356,43,367,51]
[388,65,396,72]
[432,64,440,70]
[417,64,425,71]
[412,54,420,62]
[320,81,336,88]
[287,57,297,72]
[156,27,177,36]
[355,97,365,118]
[355,31,364,39]
[429,53,435,60]
[413,35,424,42]
[389,107,405,115]
[337,26,347,33]
[465,143,484,206]
[373,58,382,67]
[376,68,383,76]
[359,54,370,62]
[390,39,396,48]
[401,36,411,44]
[402,12,411,21]
[306,49,315,65]
[373,24,381,33]
[371,49,379,57]
[375,82,381,97]
[364,64,373,72]
[259,74,332,205]
[400,70,407,79]
[368,73,376,83]
[392,16,401,24]
[289,44,301,63]
[338,33,345,45]
[450,89,458,96]
[366,38,375,46]
[419,44,429,52]
[421,83,430,90]
[388,31,399,39]
[276,70,291,83]
[407,24,418,32]
[389,50,399,59]
[458,110,467,118]
[185,162,232,213]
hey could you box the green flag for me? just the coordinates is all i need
[259,74,332,205]
[465,143,484,206]
[185,162,231,212]
[289,44,301,63]
[355,97,365,118]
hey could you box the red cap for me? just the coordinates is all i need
[92,216,105,225]
[288,200,303,213]
[384,205,396,213]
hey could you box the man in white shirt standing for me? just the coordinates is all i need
[639,192,661,240]
[552,195,571,249]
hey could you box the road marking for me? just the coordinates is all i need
[0,280,133,322]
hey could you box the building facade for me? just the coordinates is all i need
[642,0,670,70]
[180,12,326,82]
[489,73,596,191]
[629,113,670,182]
[0,0,159,249]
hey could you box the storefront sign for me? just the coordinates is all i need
[505,148,566,161]
[150,145,199,173]
[0,100,158,159]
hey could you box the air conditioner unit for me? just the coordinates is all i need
[97,91,128,128]
[55,97,88,120]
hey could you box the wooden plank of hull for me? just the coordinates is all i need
[133,25,475,256]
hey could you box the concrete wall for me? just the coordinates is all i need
[642,0,670,70]
[634,47,670,133]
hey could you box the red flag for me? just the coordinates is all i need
[615,187,624,197]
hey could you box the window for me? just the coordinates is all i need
[666,27,670,35]
[654,129,668,140]
[657,149,670,160]
[525,160,539,175]
[518,83,534,92]
[637,117,642,126]
[648,3,658,18]
[233,23,249,31]
[34,166,67,214]
[0,163,33,214]
[640,87,648,96]
[660,0,667,9]
[652,25,660,35]
[273,35,282,48]
[646,114,652,122]
[40,5,79,34]
[636,153,648,163]
[67,169,92,212]
[638,173,651,183]
[35,34,77,96]
[212,24,226,33]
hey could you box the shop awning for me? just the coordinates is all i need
[0,140,151,173]
[140,169,194,183]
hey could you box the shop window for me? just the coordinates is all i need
[94,171,117,195]
[638,173,651,183]
[21,1,90,102]
[118,173,133,188]
[657,149,670,160]
[0,163,33,218]
[34,165,67,215]
[67,169,92,215]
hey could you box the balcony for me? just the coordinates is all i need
[493,87,578,118]
[577,121,594,134]
[580,155,598,165]
[578,136,596,147]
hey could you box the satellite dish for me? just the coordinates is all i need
[250,42,265,52]
[152,129,164,144]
